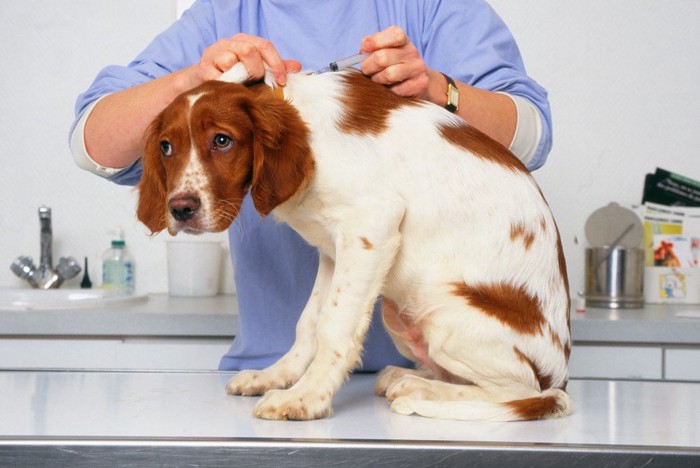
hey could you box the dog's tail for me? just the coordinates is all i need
[390,388,572,421]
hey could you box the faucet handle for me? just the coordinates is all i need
[11,256,39,288]
[56,256,82,281]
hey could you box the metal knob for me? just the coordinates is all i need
[56,257,82,281]
[10,256,39,288]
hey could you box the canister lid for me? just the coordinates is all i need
[585,202,643,248]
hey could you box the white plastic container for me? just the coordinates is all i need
[102,239,135,295]
[166,240,221,297]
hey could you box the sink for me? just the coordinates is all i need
[0,289,147,311]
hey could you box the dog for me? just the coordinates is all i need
[137,63,572,421]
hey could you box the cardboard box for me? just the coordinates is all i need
[644,267,700,304]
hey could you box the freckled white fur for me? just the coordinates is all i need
[167,93,215,234]
[209,64,570,421]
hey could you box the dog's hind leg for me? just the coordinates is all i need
[382,373,488,402]
[389,383,571,421]
[383,306,572,421]
[374,365,434,396]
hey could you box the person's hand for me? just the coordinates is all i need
[360,26,442,102]
[190,33,301,87]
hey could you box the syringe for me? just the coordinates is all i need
[311,52,370,75]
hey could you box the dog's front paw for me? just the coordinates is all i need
[226,369,292,396]
[253,388,333,420]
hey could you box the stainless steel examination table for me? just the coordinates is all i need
[1,371,698,466]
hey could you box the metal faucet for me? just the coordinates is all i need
[10,206,81,289]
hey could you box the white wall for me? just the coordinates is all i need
[1,1,698,296]
[0,0,232,293]
[490,0,700,295]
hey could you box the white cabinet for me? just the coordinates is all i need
[570,345,700,382]
[0,338,231,370]
[665,349,700,381]
[568,345,663,380]
[3,339,698,380]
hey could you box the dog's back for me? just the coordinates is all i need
[279,70,572,420]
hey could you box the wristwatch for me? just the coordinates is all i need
[441,73,459,113]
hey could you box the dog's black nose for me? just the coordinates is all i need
[169,195,201,222]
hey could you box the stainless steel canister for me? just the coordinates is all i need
[585,247,644,309]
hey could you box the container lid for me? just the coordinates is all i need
[584,202,643,248]
[111,240,126,247]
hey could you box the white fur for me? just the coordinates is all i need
[218,62,251,84]
[183,67,570,421]
[219,62,277,89]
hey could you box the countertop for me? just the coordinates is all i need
[571,302,700,344]
[0,294,237,337]
[2,294,700,345]
[0,371,698,466]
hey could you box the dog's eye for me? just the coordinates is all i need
[160,141,173,157]
[212,134,233,151]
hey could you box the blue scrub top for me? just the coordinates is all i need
[72,0,552,372]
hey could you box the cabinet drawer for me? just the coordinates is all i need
[665,349,700,381]
[569,345,662,379]
[0,338,230,370]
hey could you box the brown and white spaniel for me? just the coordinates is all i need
[137,63,572,421]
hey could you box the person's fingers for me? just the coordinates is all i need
[231,33,287,84]
[283,60,303,74]
[361,25,409,53]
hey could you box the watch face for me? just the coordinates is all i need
[448,84,459,107]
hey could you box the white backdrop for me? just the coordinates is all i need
[1,1,698,296]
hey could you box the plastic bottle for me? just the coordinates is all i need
[102,230,135,295]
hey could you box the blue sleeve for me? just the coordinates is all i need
[416,1,553,170]
[73,0,553,187]
[70,0,223,186]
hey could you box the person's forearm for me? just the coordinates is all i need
[84,63,517,169]
[454,84,516,149]
[84,65,200,168]
[425,69,516,149]
[82,33,299,170]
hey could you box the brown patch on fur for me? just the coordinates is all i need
[360,236,374,250]
[510,223,536,250]
[439,122,527,173]
[337,70,420,136]
[245,85,315,215]
[505,395,562,421]
[513,346,553,391]
[451,282,545,336]
[138,116,178,233]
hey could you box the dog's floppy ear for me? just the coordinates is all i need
[136,118,169,234]
[247,90,314,216]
